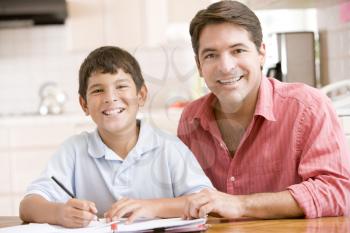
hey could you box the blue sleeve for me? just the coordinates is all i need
[168,139,214,196]
[25,137,77,203]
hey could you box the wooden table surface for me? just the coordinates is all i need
[1,216,349,232]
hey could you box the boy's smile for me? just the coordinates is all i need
[79,69,147,137]
[102,107,125,116]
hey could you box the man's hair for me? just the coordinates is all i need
[79,46,144,100]
[190,0,262,57]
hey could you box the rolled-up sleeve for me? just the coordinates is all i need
[288,99,350,218]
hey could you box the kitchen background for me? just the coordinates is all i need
[0,0,350,215]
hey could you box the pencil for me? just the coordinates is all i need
[51,176,75,198]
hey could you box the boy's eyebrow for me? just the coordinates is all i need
[88,78,131,90]
[87,83,102,90]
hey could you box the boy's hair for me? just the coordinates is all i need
[79,46,144,100]
[189,0,262,57]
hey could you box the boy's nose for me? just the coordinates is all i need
[104,91,118,103]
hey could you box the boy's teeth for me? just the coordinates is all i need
[103,108,124,115]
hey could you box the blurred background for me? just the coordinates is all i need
[0,0,350,215]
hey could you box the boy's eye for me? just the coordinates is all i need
[117,85,128,89]
[91,89,103,94]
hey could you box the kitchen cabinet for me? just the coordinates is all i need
[66,0,166,50]
[0,114,95,216]
[65,0,213,50]
[244,0,337,10]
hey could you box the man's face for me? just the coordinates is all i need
[79,69,146,136]
[196,23,265,112]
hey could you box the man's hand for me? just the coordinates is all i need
[104,198,158,224]
[183,189,245,219]
[56,198,98,228]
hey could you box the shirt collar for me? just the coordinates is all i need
[190,77,276,129]
[87,119,160,160]
[192,93,217,131]
[254,77,276,122]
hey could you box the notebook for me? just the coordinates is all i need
[0,217,207,233]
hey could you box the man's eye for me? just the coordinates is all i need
[117,85,128,89]
[234,49,245,54]
[204,54,216,60]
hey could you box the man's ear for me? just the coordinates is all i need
[258,42,266,67]
[195,56,203,78]
[79,96,89,116]
[137,85,148,107]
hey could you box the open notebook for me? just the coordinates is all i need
[0,217,207,233]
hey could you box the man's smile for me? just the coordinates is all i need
[217,75,244,85]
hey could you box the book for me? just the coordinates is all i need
[0,218,207,233]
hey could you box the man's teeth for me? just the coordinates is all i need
[218,76,242,84]
[103,108,125,115]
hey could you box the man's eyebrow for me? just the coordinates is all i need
[199,43,249,56]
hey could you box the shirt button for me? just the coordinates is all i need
[230,176,235,182]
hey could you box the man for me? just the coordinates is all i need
[178,0,350,219]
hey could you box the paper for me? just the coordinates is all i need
[116,218,206,232]
[0,218,206,233]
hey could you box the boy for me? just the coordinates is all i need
[19,46,213,228]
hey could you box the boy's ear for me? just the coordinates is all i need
[79,96,89,116]
[137,85,148,107]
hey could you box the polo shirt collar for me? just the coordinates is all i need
[87,119,160,160]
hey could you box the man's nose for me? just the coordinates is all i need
[218,54,237,74]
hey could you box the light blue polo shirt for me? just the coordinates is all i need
[25,120,213,214]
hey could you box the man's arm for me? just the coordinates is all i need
[184,189,304,219]
[20,194,97,227]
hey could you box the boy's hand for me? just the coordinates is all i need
[56,198,98,228]
[104,198,158,224]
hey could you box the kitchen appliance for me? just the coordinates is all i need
[275,31,316,87]
[0,0,67,26]
[321,79,350,115]
[38,82,67,115]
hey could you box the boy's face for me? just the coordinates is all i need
[196,22,265,112]
[79,69,147,136]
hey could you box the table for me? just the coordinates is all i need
[1,216,350,232]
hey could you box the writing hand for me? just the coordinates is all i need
[56,198,98,228]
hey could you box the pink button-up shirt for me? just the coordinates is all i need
[178,77,350,218]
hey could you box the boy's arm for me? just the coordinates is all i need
[104,196,191,223]
[20,194,98,228]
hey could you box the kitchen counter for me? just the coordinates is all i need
[0,108,183,131]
